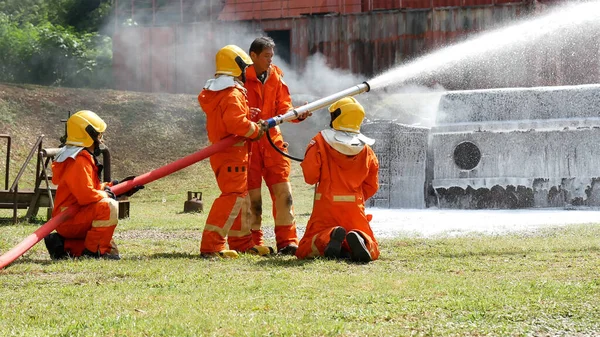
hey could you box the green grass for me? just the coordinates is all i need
[1,161,600,336]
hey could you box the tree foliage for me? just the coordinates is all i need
[0,0,113,88]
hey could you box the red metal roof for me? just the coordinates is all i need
[219,0,363,20]
[113,0,594,94]
[218,0,532,20]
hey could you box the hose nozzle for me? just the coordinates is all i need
[264,81,371,129]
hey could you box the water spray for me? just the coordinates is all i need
[366,1,600,90]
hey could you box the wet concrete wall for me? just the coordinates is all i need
[362,121,429,208]
[431,83,600,208]
[361,84,600,209]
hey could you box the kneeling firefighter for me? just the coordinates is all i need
[44,110,144,260]
[295,97,381,262]
[197,44,275,258]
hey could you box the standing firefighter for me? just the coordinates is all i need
[198,44,273,258]
[44,110,142,260]
[245,36,307,255]
[295,97,380,263]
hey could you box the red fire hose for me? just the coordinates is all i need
[0,135,244,269]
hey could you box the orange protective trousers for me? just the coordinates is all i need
[245,64,298,249]
[200,147,254,253]
[198,81,260,254]
[296,132,380,260]
[55,198,119,256]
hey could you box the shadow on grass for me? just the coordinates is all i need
[0,216,48,227]
[0,217,20,227]
[173,211,203,215]
[149,252,204,260]
[253,257,312,267]
[4,258,54,268]
[254,256,371,267]
[147,252,355,267]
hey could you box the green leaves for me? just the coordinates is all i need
[0,0,112,88]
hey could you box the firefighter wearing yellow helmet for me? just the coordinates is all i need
[198,44,273,258]
[215,44,253,83]
[65,109,106,150]
[296,97,380,263]
[44,110,143,261]
[325,96,375,155]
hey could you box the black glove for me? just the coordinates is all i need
[104,186,117,200]
[120,175,145,197]
[111,175,134,185]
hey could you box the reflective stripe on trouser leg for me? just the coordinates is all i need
[227,194,254,252]
[84,198,119,255]
[204,150,250,254]
[248,188,264,246]
[270,182,298,248]
[201,193,245,253]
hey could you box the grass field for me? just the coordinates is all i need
[1,160,600,337]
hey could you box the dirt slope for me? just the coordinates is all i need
[0,83,207,181]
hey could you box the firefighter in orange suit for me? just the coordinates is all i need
[198,44,274,258]
[245,36,308,255]
[296,97,380,263]
[43,110,142,260]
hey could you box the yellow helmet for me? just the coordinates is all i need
[65,110,106,147]
[215,45,253,77]
[328,97,365,133]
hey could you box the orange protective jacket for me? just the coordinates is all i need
[245,64,295,189]
[198,83,260,144]
[52,149,110,215]
[296,132,380,260]
[245,64,293,125]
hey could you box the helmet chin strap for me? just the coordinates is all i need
[240,68,247,84]
[84,124,102,156]
[92,142,101,156]
[329,108,342,128]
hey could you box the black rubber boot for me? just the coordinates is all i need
[81,248,121,260]
[43,233,67,260]
[324,226,346,259]
[346,231,372,263]
[277,244,298,256]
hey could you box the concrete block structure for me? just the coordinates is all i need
[362,83,600,209]
[362,121,429,208]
